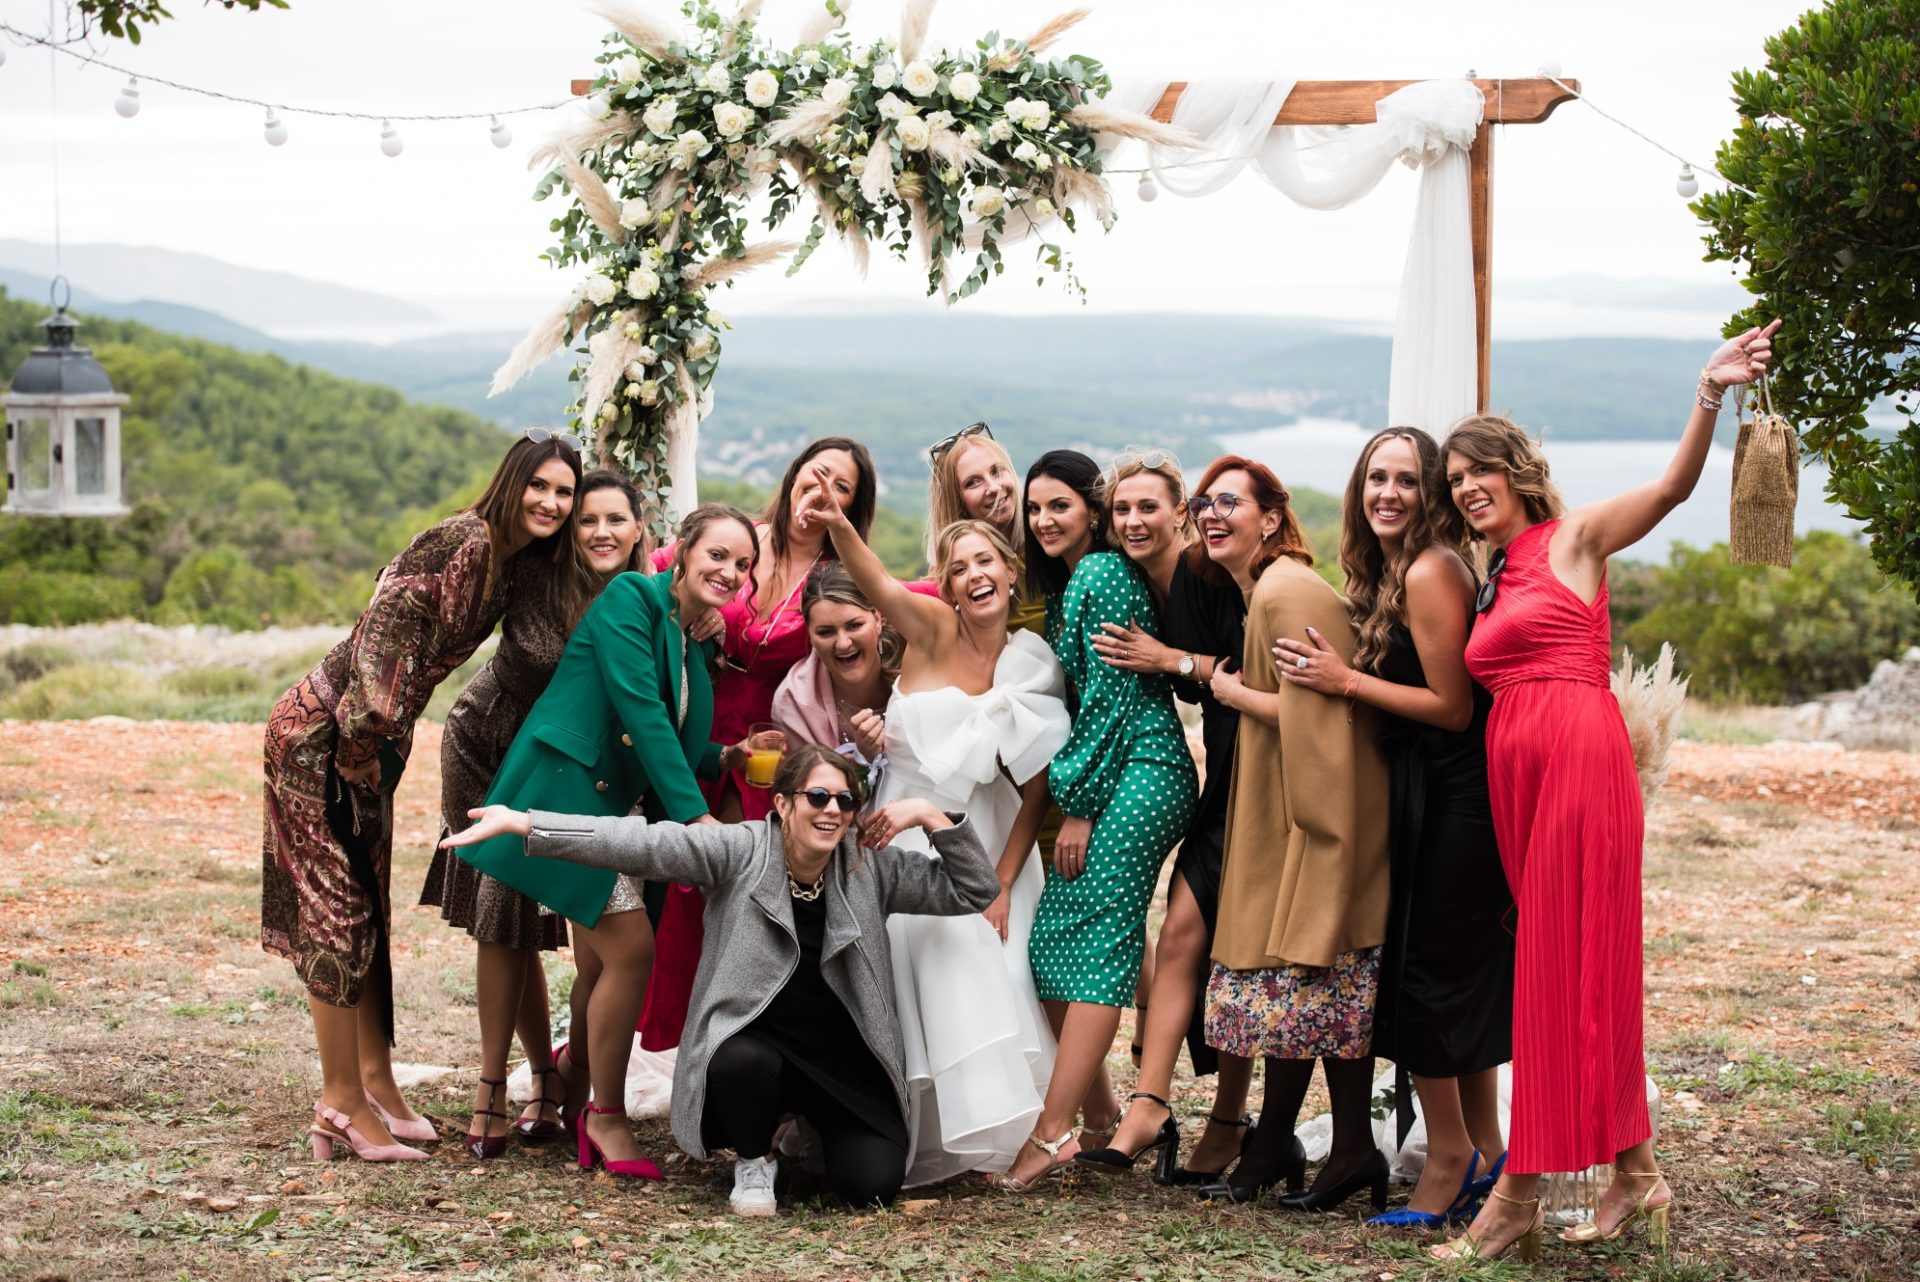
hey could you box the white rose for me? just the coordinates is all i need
[901,60,939,97]
[870,61,897,90]
[987,118,1014,144]
[599,401,620,423]
[618,197,650,229]
[851,45,872,68]
[583,272,617,305]
[611,54,644,85]
[638,379,661,406]
[626,265,662,299]
[876,91,916,121]
[686,330,716,359]
[970,185,1007,218]
[624,382,642,399]
[949,70,981,103]
[624,359,650,381]
[821,76,854,113]
[744,68,779,108]
[1023,101,1052,131]
[671,128,710,167]
[1034,153,1052,171]
[799,48,822,67]
[940,165,960,184]
[623,321,643,340]
[750,147,781,174]
[706,309,727,328]
[1013,140,1039,163]
[1035,198,1056,217]
[643,96,679,137]
[896,115,932,152]
[700,62,731,94]
[712,101,753,138]
[927,109,955,130]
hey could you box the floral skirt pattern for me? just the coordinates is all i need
[1204,946,1382,1060]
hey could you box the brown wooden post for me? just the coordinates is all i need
[1470,121,1495,412]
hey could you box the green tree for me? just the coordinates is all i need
[1699,0,1920,594]
[76,0,288,44]
[1622,532,1920,703]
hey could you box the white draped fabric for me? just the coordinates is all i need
[1108,78,1486,433]
[874,628,1071,1187]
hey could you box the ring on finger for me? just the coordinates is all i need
[1295,655,1309,670]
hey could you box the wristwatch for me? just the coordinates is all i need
[1177,653,1197,678]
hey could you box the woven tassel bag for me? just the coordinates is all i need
[1728,375,1800,567]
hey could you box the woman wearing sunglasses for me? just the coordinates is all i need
[451,503,763,1183]
[1427,322,1779,1263]
[800,466,1071,1186]
[992,449,1199,1192]
[925,423,1043,633]
[1272,428,1512,1231]
[261,430,581,1164]
[1080,455,1299,1188]
[442,744,1000,1217]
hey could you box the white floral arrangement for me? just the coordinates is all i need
[490,0,1194,525]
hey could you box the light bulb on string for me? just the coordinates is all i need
[1676,163,1699,199]
[1537,59,1562,81]
[379,119,404,157]
[263,108,288,146]
[1137,173,1158,202]
[114,77,141,118]
[489,115,512,148]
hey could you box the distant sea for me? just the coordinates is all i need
[1217,419,1861,561]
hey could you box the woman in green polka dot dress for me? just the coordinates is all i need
[991,449,1198,1191]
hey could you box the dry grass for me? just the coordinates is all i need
[0,724,1915,1280]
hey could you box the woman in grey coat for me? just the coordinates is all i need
[442,742,998,1217]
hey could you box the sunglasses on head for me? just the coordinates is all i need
[1187,492,1245,519]
[1474,547,1509,615]
[790,787,860,814]
[929,422,993,464]
[522,426,586,453]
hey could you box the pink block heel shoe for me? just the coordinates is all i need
[576,1100,663,1181]
[364,1090,439,1145]
[309,1102,429,1163]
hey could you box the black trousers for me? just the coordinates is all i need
[700,1032,907,1208]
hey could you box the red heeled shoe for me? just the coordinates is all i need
[515,1062,569,1143]
[309,1102,429,1163]
[576,1100,663,1181]
[465,1077,510,1159]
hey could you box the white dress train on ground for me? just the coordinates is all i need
[877,628,1071,1186]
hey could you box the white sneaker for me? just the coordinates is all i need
[730,1154,778,1217]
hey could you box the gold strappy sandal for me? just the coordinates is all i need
[1562,1170,1672,1250]
[988,1128,1081,1192]
[1431,1188,1544,1264]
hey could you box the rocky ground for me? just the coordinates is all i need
[0,720,1915,1281]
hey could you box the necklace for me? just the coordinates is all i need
[786,867,825,902]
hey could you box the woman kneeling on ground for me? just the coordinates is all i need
[443,744,999,1217]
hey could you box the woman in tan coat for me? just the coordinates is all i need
[1204,477,1391,1213]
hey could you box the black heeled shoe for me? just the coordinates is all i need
[1161,1112,1253,1187]
[1075,1092,1179,1182]
[1278,1150,1390,1214]
[1197,1133,1305,1203]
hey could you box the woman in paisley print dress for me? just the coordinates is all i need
[261,433,581,1162]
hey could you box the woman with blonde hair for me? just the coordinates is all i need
[925,422,1040,632]
[1430,321,1779,1263]
[1273,427,1512,1227]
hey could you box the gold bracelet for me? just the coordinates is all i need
[1696,367,1725,412]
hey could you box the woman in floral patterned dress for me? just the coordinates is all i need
[261,433,581,1162]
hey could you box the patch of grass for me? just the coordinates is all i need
[0,978,59,1008]
[1647,930,1709,958]
[1678,702,1788,745]
[11,958,49,978]
[0,661,294,722]
[165,1002,213,1018]
[1822,1099,1919,1167]
[0,1088,138,1177]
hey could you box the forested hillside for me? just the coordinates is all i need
[0,291,502,626]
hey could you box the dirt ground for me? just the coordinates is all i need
[0,719,1915,1281]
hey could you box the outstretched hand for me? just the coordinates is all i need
[859,797,950,850]
[796,462,853,534]
[440,805,531,848]
[1704,319,1782,388]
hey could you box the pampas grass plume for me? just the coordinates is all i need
[560,151,630,243]
[686,239,801,288]
[586,0,679,55]
[797,0,850,46]
[899,0,936,64]
[1611,643,1689,805]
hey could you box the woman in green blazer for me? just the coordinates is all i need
[456,502,761,1179]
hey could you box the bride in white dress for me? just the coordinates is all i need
[805,477,1069,1186]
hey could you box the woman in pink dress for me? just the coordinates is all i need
[638,437,878,1050]
[1431,321,1779,1263]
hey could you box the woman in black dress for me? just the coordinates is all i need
[1082,455,1306,1185]
[1274,427,1513,1227]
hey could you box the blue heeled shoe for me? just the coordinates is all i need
[1367,1150,1484,1230]
[1465,1150,1507,1201]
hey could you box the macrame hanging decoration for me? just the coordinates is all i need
[1727,373,1800,567]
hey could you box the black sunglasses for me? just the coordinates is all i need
[1187,492,1244,519]
[929,422,993,464]
[523,426,586,453]
[1474,547,1509,615]
[790,787,860,814]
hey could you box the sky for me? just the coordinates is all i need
[0,0,1814,339]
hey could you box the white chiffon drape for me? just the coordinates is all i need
[875,629,1071,1187]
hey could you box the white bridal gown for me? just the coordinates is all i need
[877,628,1071,1186]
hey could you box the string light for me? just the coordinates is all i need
[379,119,403,157]
[113,75,139,117]
[1676,163,1699,199]
[263,107,287,146]
[1136,173,1158,202]
[489,115,512,148]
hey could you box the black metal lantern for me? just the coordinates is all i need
[4,280,130,517]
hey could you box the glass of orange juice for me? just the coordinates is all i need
[744,723,787,788]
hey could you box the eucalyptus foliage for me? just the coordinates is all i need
[1698,0,1920,594]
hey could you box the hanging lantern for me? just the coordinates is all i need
[4,281,130,517]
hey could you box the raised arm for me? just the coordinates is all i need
[438,804,754,888]
[799,462,953,650]
[1565,320,1781,567]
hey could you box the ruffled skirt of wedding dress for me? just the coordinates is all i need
[889,851,1055,1186]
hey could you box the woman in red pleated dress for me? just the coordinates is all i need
[1431,320,1779,1263]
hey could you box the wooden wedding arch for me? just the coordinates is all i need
[569,75,1580,413]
